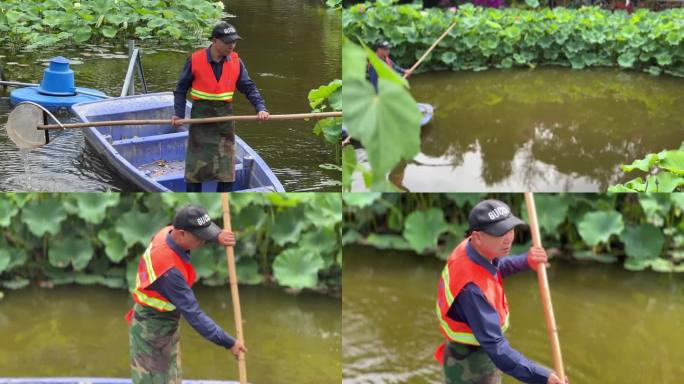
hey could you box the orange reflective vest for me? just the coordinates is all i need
[434,239,510,364]
[190,49,240,102]
[125,226,197,324]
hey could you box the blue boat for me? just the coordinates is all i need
[0,379,236,384]
[70,92,285,192]
[417,102,434,126]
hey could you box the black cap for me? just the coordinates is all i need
[467,200,526,237]
[172,204,222,241]
[375,40,391,49]
[212,22,242,43]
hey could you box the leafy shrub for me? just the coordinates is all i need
[343,2,684,76]
[0,193,341,294]
[0,0,225,49]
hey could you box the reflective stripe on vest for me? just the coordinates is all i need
[189,49,240,102]
[130,226,196,312]
[435,239,510,346]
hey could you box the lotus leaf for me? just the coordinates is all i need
[273,249,324,290]
[403,208,449,253]
[577,210,624,246]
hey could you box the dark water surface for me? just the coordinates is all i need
[389,68,684,192]
[0,0,341,192]
[343,245,684,383]
[0,284,340,383]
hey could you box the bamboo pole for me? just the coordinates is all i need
[524,192,565,382]
[37,111,342,130]
[221,193,247,384]
[403,22,457,79]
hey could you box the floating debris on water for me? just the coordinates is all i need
[139,159,185,178]
[5,62,19,66]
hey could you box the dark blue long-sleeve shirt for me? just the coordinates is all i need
[367,54,406,90]
[446,241,551,384]
[147,232,236,349]
[173,46,267,118]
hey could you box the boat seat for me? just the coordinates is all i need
[111,131,187,146]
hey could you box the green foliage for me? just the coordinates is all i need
[309,79,342,175]
[0,0,225,49]
[343,4,684,76]
[609,142,684,192]
[0,193,341,294]
[342,38,422,191]
[343,193,684,273]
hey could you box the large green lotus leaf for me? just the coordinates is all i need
[342,145,357,190]
[0,199,18,227]
[344,77,422,185]
[69,193,120,223]
[304,195,342,229]
[619,224,665,260]
[236,257,263,285]
[520,195,569,235]
[115,210,170,250]
[233,204,267,229]
[97,228,128,263]
[272,249,324,290]
[658,150,684,175]
[49,234,94,271]
[403,208,449,253]
[3,277,30,290]
[191,246,219,279]
[298,227,340,268]
[365,234,413,250]
[577,210,624,246]
[21,198,68,236]
[270,206,306,246]
[43,264,74,285]
[342,193,382,208]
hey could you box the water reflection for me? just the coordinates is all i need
[392,68,684,192]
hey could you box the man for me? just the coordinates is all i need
[435,199,569,384]
[126,204,247,383]
[367,40,412,90]
[172,22,270,192]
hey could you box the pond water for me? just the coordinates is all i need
[387,68,684,192]
[343,245,684,384]
[0,284,340,384]
[0,0,341,192]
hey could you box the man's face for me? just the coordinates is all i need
[179,230,206,250]
[472,229,514,259]
[377,47,390,59]
[214,38,237,57]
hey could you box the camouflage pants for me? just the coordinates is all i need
[129,304,182,384]
[185,100,236,183]
[443,341,502,384]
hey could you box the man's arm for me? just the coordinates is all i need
[448,284,551,384]
[498,253,531,278]
[173,58,194,119]
[235,60,266,113]
[150,268,235,349]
